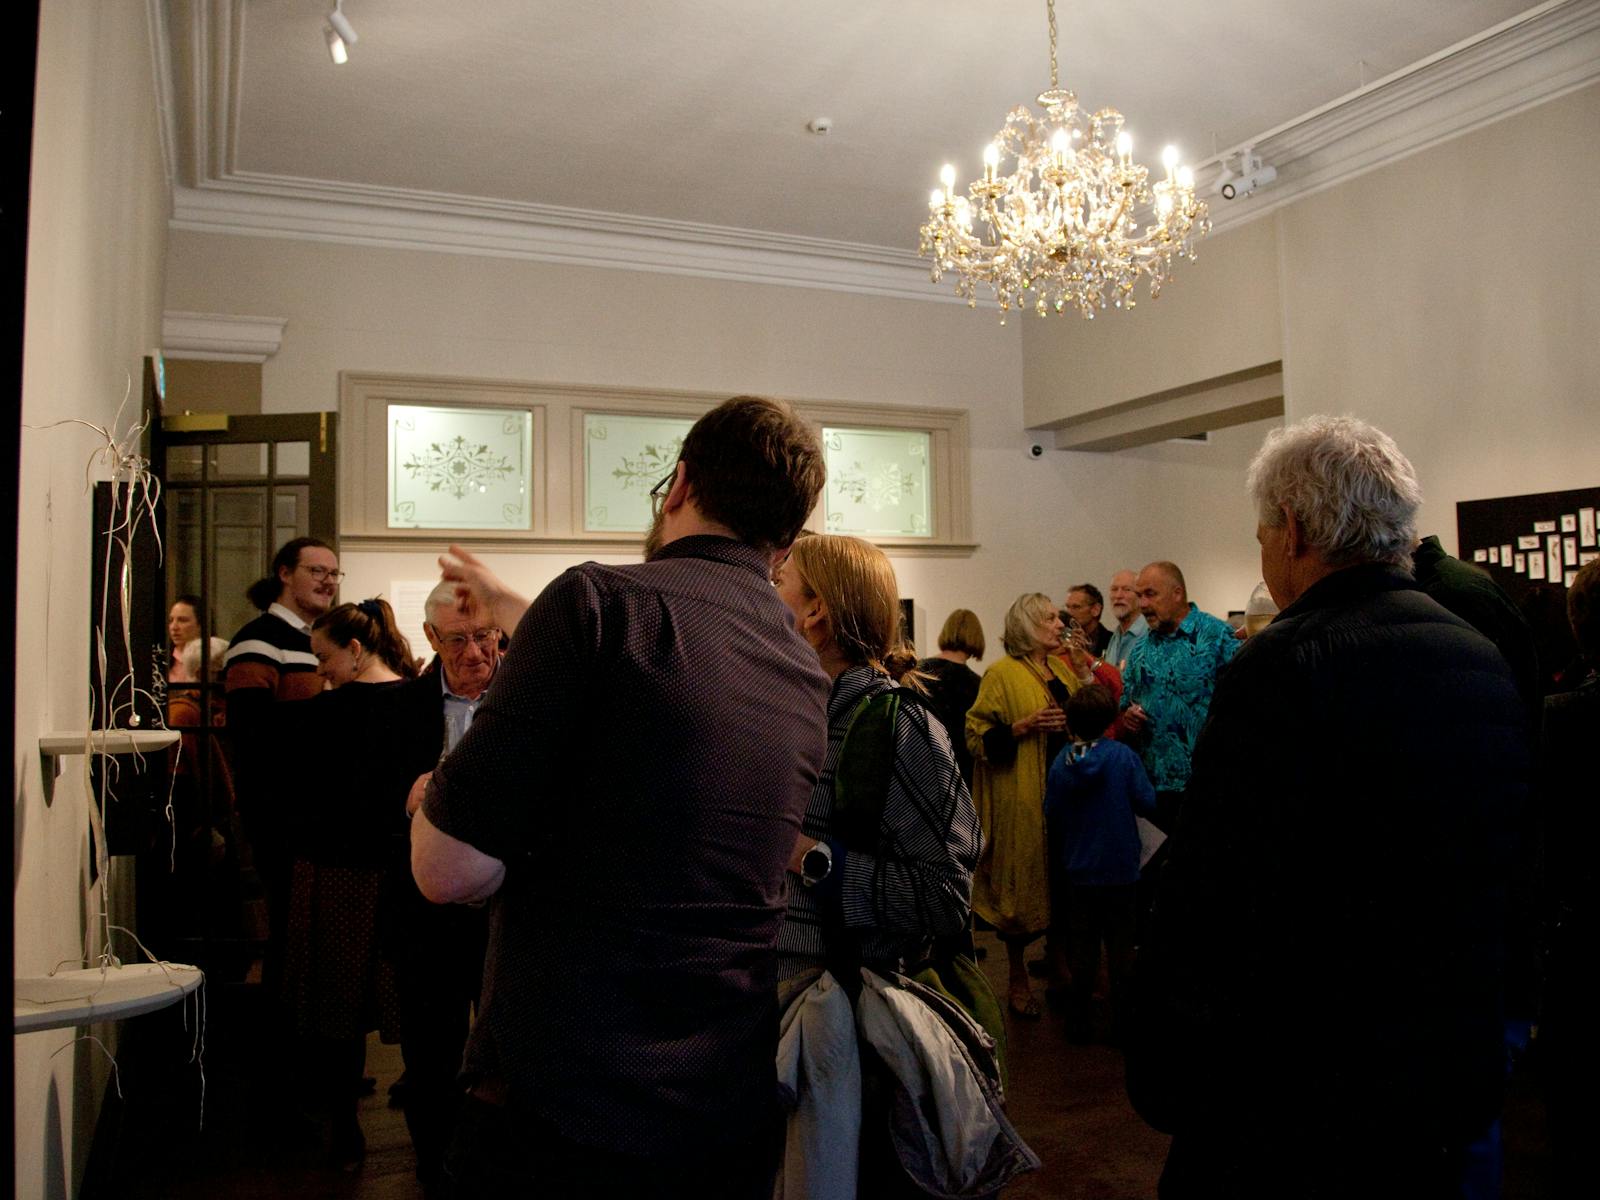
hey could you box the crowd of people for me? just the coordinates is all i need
[161,396,1594,1198]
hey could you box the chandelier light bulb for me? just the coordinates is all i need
[939,163,956,196]
[1162,144,1180,172]
[1116,131,1133,161]
[983,143,1001,182]
[929,188,945,208]
[1177,165,1195,189]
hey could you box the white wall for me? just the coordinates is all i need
[14,2,171,1197]
[1277,82,1600,549]
[1022,217,1285,424]
[1019,82,1600,559]
[164,232,1268,655]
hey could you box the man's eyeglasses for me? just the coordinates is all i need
[649,467,678,515]
[434,628,501,652]
[300,565,346,582]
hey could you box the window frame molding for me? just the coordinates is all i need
[339,373,975,555]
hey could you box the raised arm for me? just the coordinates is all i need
[439,544,531,636]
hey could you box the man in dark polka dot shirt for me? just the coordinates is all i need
[413,396,829,1197]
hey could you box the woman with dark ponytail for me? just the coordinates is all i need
[277,598,417,1168]
[309,598,419,686]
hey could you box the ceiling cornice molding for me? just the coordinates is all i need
[162,0,1600,299]
[169,184,957,304]
[162,310,288,361]
[1200,0,1600,232]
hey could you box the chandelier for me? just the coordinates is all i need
[919,0,1209,321]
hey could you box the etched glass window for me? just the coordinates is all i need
[388,404,533,529]
[822,426,933,538]
[582,412,694,533]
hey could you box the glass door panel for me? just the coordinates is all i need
[211,442,269,478]
[272,486,309,554]
[210,490,267,640]
[153,410,337,979]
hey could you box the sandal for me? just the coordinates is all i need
[1008,990,1042,1019]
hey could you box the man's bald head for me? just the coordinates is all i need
[1136,561,1190,633]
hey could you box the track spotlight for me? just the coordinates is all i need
[1216,149,1277,200]
[325,1,357,64]
[328,1,358,48]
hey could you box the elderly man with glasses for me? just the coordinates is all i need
[381,580,504,1195]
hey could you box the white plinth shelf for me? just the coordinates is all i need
[39,730,180,757]
[14,963,203,1033]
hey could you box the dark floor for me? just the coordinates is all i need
[82,932,1552,1198]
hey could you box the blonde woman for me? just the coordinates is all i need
[967,592,1091,1017]
[771,534,980,983]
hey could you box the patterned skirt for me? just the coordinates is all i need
[282,859,401,1042]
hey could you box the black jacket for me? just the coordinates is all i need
[1129,563,1528,1195]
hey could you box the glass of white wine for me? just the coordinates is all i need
[1244,581,1278,637]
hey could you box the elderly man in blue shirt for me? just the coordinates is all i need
[1104,568,1149,675]
[1119,561,1238,832]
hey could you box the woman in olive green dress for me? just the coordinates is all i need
[967,593,1091,1017]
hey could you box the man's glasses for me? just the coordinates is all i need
[300,565,346,582]
[434,628,500,652]
[649,467,677,515]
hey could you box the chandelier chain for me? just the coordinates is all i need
[1047,0,1058,91]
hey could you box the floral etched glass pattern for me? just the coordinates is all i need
[388,404,533,529]
[822,426,933,538]
[583,413,694,532]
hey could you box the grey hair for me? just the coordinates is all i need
[180,635,231,681]
[423,580,461,625]
[1247,415,1422,570]
[1002,592,1058,658]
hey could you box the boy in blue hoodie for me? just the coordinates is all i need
[1045,683,1157,1043]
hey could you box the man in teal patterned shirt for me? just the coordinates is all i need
[1121,561,1239,831]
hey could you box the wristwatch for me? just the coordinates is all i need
[800,841,833,888]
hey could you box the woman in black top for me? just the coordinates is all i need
[279,598,417,1168]
[917,608,986,788]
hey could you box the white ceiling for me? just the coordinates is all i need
[161,1,1600,295]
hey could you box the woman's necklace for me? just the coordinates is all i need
[1023,654,1055,699]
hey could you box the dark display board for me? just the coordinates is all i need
[1456,485,1599,688]
[1456,486,1599,602]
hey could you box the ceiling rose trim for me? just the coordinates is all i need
[163,310,288,362]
